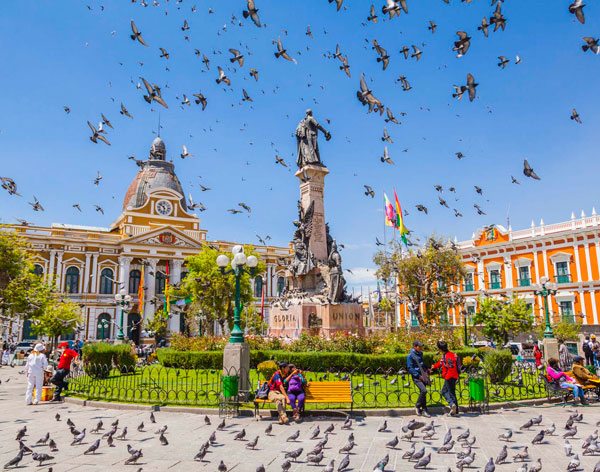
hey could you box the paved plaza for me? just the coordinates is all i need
[1,370,600,471]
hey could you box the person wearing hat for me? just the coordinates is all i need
[407,340,431,417]
[571,355,600,391]
[267,361,291,424]
[25,343,48,405]
[431,340,460,416]
[50,341,79,402]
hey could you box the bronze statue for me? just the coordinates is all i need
[295,109,331,169]
[327,240,345,303]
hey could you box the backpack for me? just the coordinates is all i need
[255,382,269,400]
[583,341,592,354]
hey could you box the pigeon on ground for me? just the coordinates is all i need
[414,453,431,469]
[84,439,100,454]
[32,453,53,467]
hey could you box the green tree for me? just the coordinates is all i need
[374,236,466,326]
[31,298,82,348]
[0,229,56,333]
[169,245,266,335]
[241,306,268,335]
[536,319,582,341]
[473,295,533,345]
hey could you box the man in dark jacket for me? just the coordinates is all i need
[432,340,460,416]
[407,341,430,417]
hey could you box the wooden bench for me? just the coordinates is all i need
[253,381,353,418]
[564,371,599,396]
[542,372,598,404]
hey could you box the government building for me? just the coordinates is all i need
[5,137,290,343]
[398,211,600,330]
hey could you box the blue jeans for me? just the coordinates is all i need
[441,378,458,407]
[561,382,584,399]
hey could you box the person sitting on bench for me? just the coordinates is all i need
[268,362,291,424]
[547,357,588,405]
[571,355,600,390]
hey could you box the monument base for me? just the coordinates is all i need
[223,342,250,397]
[542,338,559,362]
[269,302,364,339]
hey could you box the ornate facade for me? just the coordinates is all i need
[397,211,600,329]
[5,137,290,342]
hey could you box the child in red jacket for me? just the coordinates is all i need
[432,340,460,416]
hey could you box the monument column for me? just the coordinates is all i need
[295,165,330,262]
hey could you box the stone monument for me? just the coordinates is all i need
[269,110,364,338]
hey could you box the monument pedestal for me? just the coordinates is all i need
[542,338,559,362]
[223,342,250,398]
[269,302,364,338]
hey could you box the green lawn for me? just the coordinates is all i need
[68,365,548,409]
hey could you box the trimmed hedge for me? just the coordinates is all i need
[156,348,480,372]
[83,343,137,378]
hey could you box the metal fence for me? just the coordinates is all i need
[67,361,553,411]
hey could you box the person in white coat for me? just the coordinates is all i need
[25,343,48,405]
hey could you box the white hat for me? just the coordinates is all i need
[34,343,45,352]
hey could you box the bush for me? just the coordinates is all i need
[82,342,136,378]
[482,349,513,383]
[166,329,471,356]
[156,348,479,372]
[156,349,222,369]
[256,360,278,380]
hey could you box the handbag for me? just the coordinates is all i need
[419,369,431,386]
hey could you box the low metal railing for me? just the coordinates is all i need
[67,362,551,411]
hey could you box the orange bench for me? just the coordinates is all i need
[253,381,353,418]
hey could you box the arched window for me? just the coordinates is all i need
[96,313,111,340]
[65,267,80,294]
[33,264,44,277]
[156,272,166,294]
[100,268,114,294]
[129,269,141,294]
[277,276,285,296]
[254,276,263,298]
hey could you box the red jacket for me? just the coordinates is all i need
[432,351,459,380]
[57,348,78,370]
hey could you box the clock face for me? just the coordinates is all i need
[156,200,173,216]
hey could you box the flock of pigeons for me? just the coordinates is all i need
[4,406,600,471]
[0,0,596,241]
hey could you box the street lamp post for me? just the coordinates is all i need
[533,276,558,339]
[216,246,259,398]
[115,289,132,342]
[216,246,258,344]
[462,310,469,347]
[97,319,110,340]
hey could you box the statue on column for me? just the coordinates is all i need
[296,109,331,169]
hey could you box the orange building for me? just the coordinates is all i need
[399,212,600,328]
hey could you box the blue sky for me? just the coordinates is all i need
[1,0,599,290]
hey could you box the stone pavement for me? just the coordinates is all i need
[1,368,600,471]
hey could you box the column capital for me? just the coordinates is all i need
[119,256,133,265]
[145,258,159,270]
[170,259,184,270]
